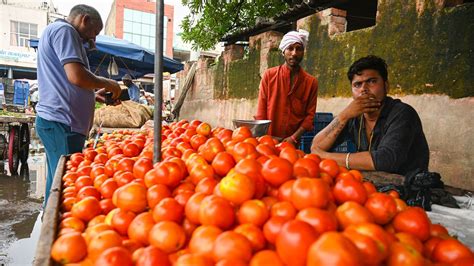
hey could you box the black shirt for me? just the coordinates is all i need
[334,96,430,175]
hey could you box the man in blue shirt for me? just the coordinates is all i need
[36,4,121,205]
[122,74,140,102]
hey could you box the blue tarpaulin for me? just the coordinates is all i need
[29,35,183,79]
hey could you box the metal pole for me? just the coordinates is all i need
[153,0,164,163]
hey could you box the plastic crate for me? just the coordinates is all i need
[13,80,29,106]
[299,135,313,154]
[331,140,357,153]
[299,137,356,154]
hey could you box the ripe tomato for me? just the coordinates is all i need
[430,223,450,238]
[232,127,253,142]
[388,242,427,266]
[76,186,101,201]
[234,223,266,252]
[195,177,218,195]
[291,177,331,210]
[432,238,474,263]
[255,144,278,157]
[335,201,374,229]
[219,172,255,205]
[213,231,253,262]
[250,250,284,266]
[344,223,392,265]
[263,216,287,244]
[199,195,235,230]
[175,254,213,266]
[123,143,140,157]
[395,232,424,254]
[237,200,269,227]
[393,207,431,242]
[279,146,300,164]
[200,137,225,163]
[307,232,362,266]
[135,246,171,266]
[211,151,235,177]
[59,217,86,233]
[146,184,171,209]
[189,225,223,260]
[319,159,340,177]
[295,208,338,234]
[128,212,155,246]
[276,220,319,266]
[87,230,123,261]
[51,232,88,264]
[232,142,259,162]
[293,158,320,178]
[185,192,207,224]
[271,201,297,221]
[71,196,102,222]
[261,157,293,187]
[133,157,153,179]
[364,192,397,225]
[190,134,208,150]
[189,163,215,185]
[152,197,184,223]
[149,221,186,253]
[113,183,148,213]
[333,178,368,205]
[111,208,136,235]
[94,246,133,266]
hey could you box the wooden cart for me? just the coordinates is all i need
[0,114,34,175]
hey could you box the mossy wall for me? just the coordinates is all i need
[303,1,474,99]
[213,0,473,100]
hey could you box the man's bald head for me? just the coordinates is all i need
[68,4,102,25]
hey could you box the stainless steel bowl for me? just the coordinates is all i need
[232,119,271,137]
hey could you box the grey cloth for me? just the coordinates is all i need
[334,96,429,175]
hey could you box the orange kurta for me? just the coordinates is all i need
[255,65,318,139]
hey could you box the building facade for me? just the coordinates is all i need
[104,0,174,57]
[0,1,55,79]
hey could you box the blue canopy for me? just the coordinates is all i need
[29,35,183,79]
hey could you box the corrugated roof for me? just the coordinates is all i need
[221,0,347,44]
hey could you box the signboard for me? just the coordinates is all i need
[0,49,36,64]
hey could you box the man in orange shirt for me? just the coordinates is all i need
[255,30,318,146]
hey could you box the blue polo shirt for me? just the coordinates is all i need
[36,19,95,136]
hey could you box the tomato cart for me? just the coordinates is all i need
[0,113,34,175]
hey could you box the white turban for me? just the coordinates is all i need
[279,29,309,52]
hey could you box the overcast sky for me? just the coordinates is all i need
[53,0,189,34]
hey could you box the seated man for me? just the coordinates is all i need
[311,55,429,175]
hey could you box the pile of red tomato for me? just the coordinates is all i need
[51,119,474,265]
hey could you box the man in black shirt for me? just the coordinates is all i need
[311,55,429,175]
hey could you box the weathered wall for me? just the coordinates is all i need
[178,0,474,190]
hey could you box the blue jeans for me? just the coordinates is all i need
[35,116,86,206]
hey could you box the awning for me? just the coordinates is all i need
[29,35,184,80]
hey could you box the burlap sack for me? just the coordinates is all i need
[94,101,152,128]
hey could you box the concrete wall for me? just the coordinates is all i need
[178,0,474,190]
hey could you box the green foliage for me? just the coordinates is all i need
[181,0,288,50]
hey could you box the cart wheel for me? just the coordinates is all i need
[19,123,30,163]
[0,134,6,160]
[8,125,20,175]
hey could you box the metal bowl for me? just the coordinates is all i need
[232,119,271,137]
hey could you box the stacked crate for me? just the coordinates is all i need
[299,112,356,154]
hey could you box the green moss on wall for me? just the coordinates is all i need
[214,1,473,100]
[303,1,474,98]
[213,58,226,99]
[227,48,261,99]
